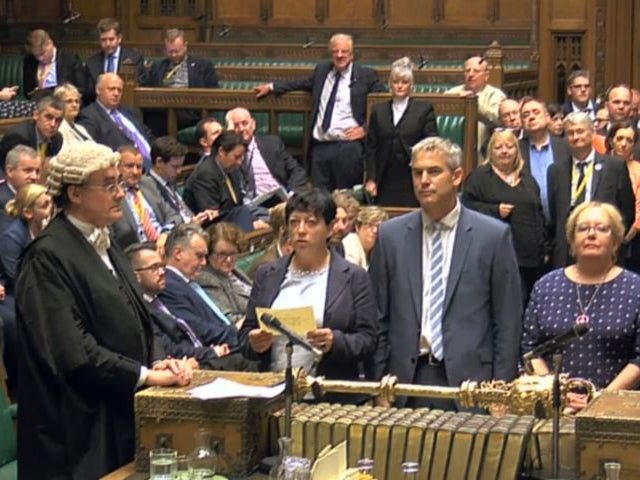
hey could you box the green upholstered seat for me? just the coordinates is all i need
[0,55,25,99]
[437,115,466,148]
[236,248,267,274]
[0,387,17,480]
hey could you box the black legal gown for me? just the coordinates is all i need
[16,214,159,479]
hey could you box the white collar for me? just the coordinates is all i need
[66,213,111,252]
[572,149,596,165]
[165,265,191,284]
[149,168,169,187]
[421,199,461,231]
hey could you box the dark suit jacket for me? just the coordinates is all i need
[548,152,635,267]
[146,56,219,89]
[272,61,386,128]
[243,135,309,196]
[148,170,193,219]
[77,102,153,153]
[240,253,378,403]
[23,48,86,98]
[519,135,572,176]
[368,206,522,406]
[365,98,438,184]
[158,268,239,350]
[0,119,63,172]
[0,217,30,291]
[84,46,147,103]
[111,176,183,249]
[0,181,15,232]
[561,100,597,116]
[183,155,244,217]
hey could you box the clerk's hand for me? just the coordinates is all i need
[563,392,589,414]
[364,180,378,197]
[343,126,366,141]
[307,328,334,353]
[249,328,274,353]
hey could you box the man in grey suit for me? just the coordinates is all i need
[368,136,522,409]
[111,145,182,249]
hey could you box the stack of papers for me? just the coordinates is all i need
[188,377,285,400]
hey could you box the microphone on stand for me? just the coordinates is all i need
[523,323,590,366]
[302,37,314,49]
[219,23,232,37]
[261,313,322,359]
[418,54,429,69]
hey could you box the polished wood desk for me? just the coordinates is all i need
[101,462,268,480]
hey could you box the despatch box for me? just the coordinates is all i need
[576,390,640,479]
[134,370,284,477]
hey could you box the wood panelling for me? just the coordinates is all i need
[215,0,261,22]
[443,0,486,24]
[551,1,586,22]
[271,0,318,25]
[326,0,376,26]
[499,0,532,22]
[388,0,431,26]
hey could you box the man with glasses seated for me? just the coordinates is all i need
[158,224,247,359]
[15,142,192,479]
[128,242,256,371]
[111,145,183,250]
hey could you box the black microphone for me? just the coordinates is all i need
[523,323,590,363]
[302,37,314,49]
[261,313,322,358]
[219,24,232,37]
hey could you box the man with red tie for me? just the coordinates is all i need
[111,145,182,249]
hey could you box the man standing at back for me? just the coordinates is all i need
[84,17,146,104]
[255,33,386,191]
[368,137,522,409]
[447,55,506,161]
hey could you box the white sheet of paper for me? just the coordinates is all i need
[311,441,347,480]
[188,377,285,400]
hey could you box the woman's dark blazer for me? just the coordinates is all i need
[240,252,378,403]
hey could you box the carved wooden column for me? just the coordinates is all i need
[487,0,499,23]
[530,0,540,70]
[432,0,444,23]
[315,0,327,23]
[485,41,504,89]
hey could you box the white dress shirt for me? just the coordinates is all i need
[392,96,410,126]
[313,62,359,141]
[420,201,461,354]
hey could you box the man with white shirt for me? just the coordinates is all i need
[78,73,154,170]
[226,107,310,202]
[84,17,147,104]
[0,145,41,232]
[254,33,386,191]
[368,136,522,409]
[548,112,635,267]
[561,70,597,119]
[15,142,191,479]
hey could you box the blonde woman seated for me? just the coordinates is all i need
[197,222,252,329]
[53,83,93,146]
[522,202,640,413]
[341,206,388,270]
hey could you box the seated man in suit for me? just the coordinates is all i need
[0,95,63,175]
[247,203,293,279]
[519,97,571,223]
[158,224,243,355]
[548,111,635,267]
[0,145,41,232]
[226,107,310,203]
[111,145,182,249]
[149,136,218,225]
[128,242,256,371]
[368,136,522,409]
[562,70,597,119]
[145,28,219,133]
[84,17,146,104]
[255,33,386,191]
[184,130,268,232]
[196,117,224,161]
[78,72,153,170]
[22,29,85,100]
[446,55,506,161]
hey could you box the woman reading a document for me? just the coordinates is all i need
[240,189,377,403]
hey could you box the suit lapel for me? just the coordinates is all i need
[406,212,423,325]
[443,208,472,316]
[591,153,605,197]
[324,254,347,317]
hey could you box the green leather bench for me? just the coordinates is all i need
[0,387,17,480]
[0,55,25,99]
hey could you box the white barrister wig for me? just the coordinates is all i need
[47,142,120,197]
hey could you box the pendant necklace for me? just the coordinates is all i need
[574,269,609,325]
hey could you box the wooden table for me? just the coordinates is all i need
[100,462,269,480]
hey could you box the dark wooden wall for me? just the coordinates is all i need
[1,0,638,102]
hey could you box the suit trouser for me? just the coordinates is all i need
[405,355,457,411]
[309,140,364,191]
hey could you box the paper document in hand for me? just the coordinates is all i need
[256,306,316,336]
[189,377,285,400]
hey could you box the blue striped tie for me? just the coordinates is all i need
[428,224,444,360]
[190,281,233,326]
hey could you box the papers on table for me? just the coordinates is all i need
[188,377,285,400]
[256,306,316,336]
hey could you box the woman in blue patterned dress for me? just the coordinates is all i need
[522,201,640,412]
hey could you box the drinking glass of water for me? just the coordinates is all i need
[149,448,178,480]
